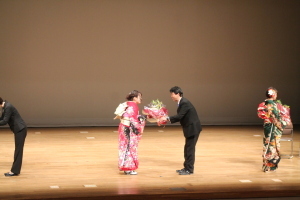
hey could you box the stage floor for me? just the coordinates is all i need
[0,125,299,200]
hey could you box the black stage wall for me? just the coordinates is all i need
[0,0,299,127]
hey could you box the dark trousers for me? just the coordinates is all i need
[183,133,200,173]
[11,128,27,174]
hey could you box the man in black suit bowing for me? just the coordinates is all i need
[161,86,202,175]
[0,97,27,177]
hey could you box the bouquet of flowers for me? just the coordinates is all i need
[143,99,168,125]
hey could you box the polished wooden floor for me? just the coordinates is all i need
[0,125,299,200]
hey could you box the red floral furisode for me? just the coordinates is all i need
[117,101,145,171]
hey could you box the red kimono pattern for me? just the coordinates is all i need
[118,101,145,171]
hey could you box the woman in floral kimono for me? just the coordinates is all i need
[114,90,145,175]
[257,87,290,172]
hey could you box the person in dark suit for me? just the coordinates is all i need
[161,86,202,175]
[0,97,27,177]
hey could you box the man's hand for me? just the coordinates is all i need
[160,116,167,121]
[157,116,168,126]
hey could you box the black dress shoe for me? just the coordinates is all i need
[176,168,185,173]
[178,169,193,175]
[4,172,18,177]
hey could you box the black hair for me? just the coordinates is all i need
[126,90,142,101]
[170,86,183,97]
[266,87,278,98]
[0,97,3,104]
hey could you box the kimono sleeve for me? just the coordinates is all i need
[257,102,268,119]
[277,103,292,125]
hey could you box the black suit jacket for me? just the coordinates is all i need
[169,97,202,138]
[0,101,27,133]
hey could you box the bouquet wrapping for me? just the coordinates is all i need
[143,99,168,125]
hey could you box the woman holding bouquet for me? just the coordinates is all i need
[257,87,290,172]
[114,90,145,175]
